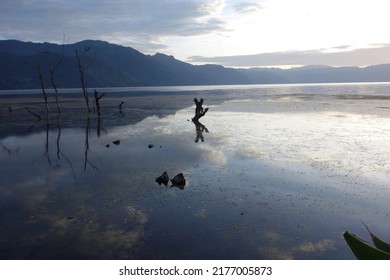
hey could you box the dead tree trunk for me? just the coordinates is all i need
[56,114,62,160]
[192,98,209,122]
[50,64,61,113]
[84,116,90,171]
[75,49,91,112]
[38,60,50,113]
[49,44,64,113]
[94,90,105,115]
[119,101,125,113]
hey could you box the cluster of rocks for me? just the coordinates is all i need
[105,139,120,148]
[106,141,162,149]
[155,171,186,190]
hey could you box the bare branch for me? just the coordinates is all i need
[38,59,50,113]
[23,52,50,113]
[76,49,91,112]
[49,35,69,113]
[26,107,42,121]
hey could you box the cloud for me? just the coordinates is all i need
[319,45,352,52]
[188,45,390,67]
[0,0,228,53]
[295,239,336,254]
[234,2,263,13]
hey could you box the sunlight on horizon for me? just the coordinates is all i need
[1,0,390,67]
[168,0,390,64]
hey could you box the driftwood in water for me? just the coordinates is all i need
[192,98,209,122]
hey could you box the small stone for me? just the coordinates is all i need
[171,173,186,189]
[155,171,169,186]
[148,144,154,149]
[105,144,110,148]
[113,140,120,145]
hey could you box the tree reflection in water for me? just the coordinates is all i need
[193,120,209,143]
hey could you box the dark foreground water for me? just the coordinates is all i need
[0,83,389,259]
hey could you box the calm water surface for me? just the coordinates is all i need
[0,83,389,259]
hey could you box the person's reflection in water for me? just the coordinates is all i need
[193,120,209,143]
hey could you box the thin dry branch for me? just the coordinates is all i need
[26,107,42,121]
[49,40,66,113]
[75,48,91,112]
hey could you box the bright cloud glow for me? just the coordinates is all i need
[1,0,390,67]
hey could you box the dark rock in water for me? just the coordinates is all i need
[105,144,110,148]
[155,171,169,186]
[113,140,120,145]
[171,173,186,189]
[148,144,154,149]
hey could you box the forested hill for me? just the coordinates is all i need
[1,39,390,90]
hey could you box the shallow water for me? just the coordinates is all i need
[0,83,389,259]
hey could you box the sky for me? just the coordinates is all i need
[1,0,390,68]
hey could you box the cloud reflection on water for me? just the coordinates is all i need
[1,84,390,259]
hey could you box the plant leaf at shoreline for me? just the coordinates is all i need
[362,222,390,254]
[343,231,390,260]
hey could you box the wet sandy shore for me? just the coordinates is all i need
[1,83,389,259]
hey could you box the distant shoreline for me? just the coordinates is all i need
[2,81,390,96]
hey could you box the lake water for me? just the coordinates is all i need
[0,83,389,259]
